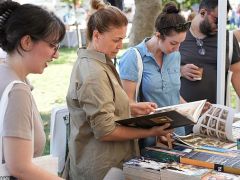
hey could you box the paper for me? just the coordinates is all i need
[175,104,237,149]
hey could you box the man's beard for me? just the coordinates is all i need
[199,19,217,37]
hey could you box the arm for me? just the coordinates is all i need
[180,96,187,104]
[100,123,172,141]
[230,61,240,97]
[3,137,62,180]
[121,79,137,103]
[122,80,157,116]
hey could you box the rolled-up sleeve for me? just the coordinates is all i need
[77,70,117,139]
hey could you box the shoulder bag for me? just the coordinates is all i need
[133,48,143,102]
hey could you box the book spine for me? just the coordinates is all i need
[180,157,214,169]
[180,157,240,175]
[142,149,181,163]
[224,166,240,175]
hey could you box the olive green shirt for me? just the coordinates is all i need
[66,49,135,180]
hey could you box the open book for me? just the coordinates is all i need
[174,104,239,149]
[116,100,206,129]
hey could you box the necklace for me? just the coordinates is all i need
[190,26,206,39]
[190,27,206,56]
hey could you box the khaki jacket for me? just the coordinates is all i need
[66,49,135,180]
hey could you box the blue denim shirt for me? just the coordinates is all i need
[119,38,181,107]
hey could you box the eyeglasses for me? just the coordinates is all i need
[204,9,218,25]
[30,36,60,55]
[196,38,206,56]
[43,40,60,55]
[159,21,191,32]
[208,13,218,25]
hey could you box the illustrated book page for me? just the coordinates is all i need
[175,104,236,149]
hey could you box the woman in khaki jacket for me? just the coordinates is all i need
[66,0,173,179]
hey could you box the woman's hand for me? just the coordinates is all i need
[157,133,174,149]
[130,102,157,116]
[150,123,173,137]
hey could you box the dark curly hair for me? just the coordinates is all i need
[0,0,65,54]
[155,2,188,38]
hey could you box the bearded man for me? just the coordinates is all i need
[180,0,240,104]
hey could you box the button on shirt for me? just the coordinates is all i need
[119,38,181,107]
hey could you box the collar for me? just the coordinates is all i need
[136,37,152,57]
[77,48,107,64]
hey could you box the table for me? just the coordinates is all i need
[61,25,86,48]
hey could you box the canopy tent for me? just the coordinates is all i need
[217,0,227,105]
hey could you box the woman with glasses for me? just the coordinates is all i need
[119,2,190,149]
[66,0,173,179]
[0,1,65,179]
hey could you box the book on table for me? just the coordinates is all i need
[123,155,240,179]
[180,148,240,175]
[123,157,240,180]
[174,104,239,149]
[116,100,206,129]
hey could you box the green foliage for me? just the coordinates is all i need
[51,47,77,64]
[61,0,83,6]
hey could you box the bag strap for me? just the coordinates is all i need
[133,48,143,102]
[0,80,34,164]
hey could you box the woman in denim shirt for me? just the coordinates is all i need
[119,2,190,149]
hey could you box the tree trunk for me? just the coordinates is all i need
[128,0,161,47]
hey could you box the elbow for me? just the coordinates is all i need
[99,134,111,142]
[6,162,30,178]
[99,131,117,142]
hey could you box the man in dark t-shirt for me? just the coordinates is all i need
[180,0,240,104]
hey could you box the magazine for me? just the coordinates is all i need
[116,100,206,129]
[175,104,238,149]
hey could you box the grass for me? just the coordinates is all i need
[28,47,77,155]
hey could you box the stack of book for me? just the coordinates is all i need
[123,157,164,180]
[123,157,240,180]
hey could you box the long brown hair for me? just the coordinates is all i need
[87,0,128,42]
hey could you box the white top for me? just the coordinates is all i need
[0,48,7,60]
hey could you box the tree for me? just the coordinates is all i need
[128,0,200,47]
[128,0,161,47]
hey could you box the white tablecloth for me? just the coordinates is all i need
[61,26,86,48]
